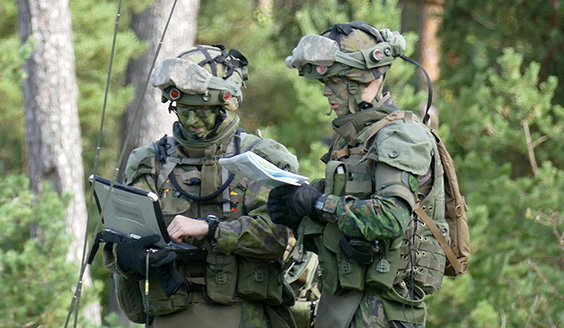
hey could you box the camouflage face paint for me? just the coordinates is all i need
[176,105,219,139]
[321,76,351,117]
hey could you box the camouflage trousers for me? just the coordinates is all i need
[152,295,268,328]
[350,289,425,328]
[315,289,425,328]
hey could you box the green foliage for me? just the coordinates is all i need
[428,49,564,326]
[440,0,564,104]
[0,174,102,327]
[0,3,33,172]
[70,0,146,178]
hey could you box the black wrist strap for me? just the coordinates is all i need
[205,215,220,239]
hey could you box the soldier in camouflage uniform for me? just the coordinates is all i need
[104,45,298,328]
[268,22,449,328]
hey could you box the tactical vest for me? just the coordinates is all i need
[301,110,448,299]
[124,130,291,317]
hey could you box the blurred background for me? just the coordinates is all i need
[1,0,563,326]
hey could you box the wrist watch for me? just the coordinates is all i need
[205,214,220,239]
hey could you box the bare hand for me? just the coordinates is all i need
[167,215,209,242]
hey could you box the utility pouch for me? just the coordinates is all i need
[138,273,190,317]
[325,161,347,196]
[324,223,365,291]
[236,257,268,301]
[160,170,197,220]
[366,237,402,291]
[205,241,237,304]
[381,283,426,323]
[314,234,340,294]
[113,273,147,323]
[265,261,284,306]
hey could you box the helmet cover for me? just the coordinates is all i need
[286,21,406,83]
[151,45,249,111]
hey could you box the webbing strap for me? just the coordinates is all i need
[330,111,419,161]
[361,111,419,152]
[331,146,365,160]
[414,206,460,274]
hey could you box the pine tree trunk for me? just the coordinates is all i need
[419,0,444,129]
[419,0,443,84]
[119,0,200,180]
[17,0,101,324]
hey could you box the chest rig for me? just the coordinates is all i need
[308,110,448,299]
[153,129,259,222]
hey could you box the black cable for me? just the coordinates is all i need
[166,129,243,202]
[145,250,151,328]
[400,55,433,126]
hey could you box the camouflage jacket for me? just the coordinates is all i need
[317,93,433,241]
[125,122,299,260]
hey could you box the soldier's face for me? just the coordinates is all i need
[176,104,218,138]
[321,77,350,117]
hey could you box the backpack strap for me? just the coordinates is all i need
[331,111,413,161]
[414,206,461,274]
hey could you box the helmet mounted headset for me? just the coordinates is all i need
[150,45,249,138]
[286,21,433,123]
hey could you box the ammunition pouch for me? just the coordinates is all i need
[236,258,284,305]
[139,274,190,317]
[113,273,147,324]
[204,240,237,304]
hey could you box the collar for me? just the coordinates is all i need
[173,115,240,158]
[331,92,398,146]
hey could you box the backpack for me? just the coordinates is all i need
[361,111,470,276]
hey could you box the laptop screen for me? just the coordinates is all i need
[89,175,170,248]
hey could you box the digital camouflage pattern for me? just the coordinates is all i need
[151,45,247,111]
[286,22,406,83]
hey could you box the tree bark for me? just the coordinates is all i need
[419,0,444,129]
[419,0,444,84]
[119,0,200,180]
[17,0,101,324]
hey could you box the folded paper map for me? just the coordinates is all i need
[219,151,308,189]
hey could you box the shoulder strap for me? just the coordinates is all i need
[414,206,460,274]
[331,111,415,161]
[167,129,243,203]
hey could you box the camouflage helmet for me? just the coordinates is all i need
[286,21,406,83]
[151,45,249,111]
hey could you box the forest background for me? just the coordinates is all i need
[1,0,563,327]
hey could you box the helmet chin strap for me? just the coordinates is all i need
[347,80,361,114]
[348,76,386,112]
[204,108,227,139]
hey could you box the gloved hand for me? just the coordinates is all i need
[268,186,302,229]
[155,262,185,297]
[268,184,323,229]
[285,184,323,218]
[116,235,177,276]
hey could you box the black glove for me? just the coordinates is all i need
[155,262,185,297]
[116,235,177,276]
[285,184,323,218]
[268,184,323,229]
[268,186,302,229]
